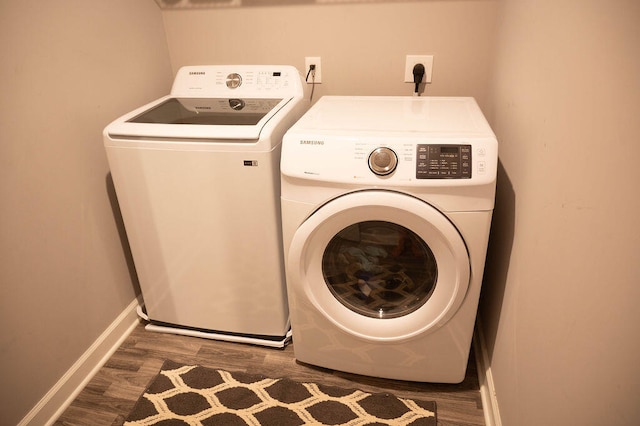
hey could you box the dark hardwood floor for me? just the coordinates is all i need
[55,322,485,426]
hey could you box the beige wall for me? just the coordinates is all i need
[5,0,639,424]
[160,0,500,109]
[0,1,172,424]
[483,0,640,424]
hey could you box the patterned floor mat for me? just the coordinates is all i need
[123,360,437,426]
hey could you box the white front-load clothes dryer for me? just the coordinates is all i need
[280,96,497,382]
[104,65,308,348]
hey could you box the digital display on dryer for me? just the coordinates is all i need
[416,144,472,179]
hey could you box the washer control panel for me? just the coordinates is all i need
[417,144,472,179]
[170,65,302,98]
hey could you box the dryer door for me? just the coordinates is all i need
[288,190,470,342]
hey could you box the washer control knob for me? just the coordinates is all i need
[229,98,245,110]
[368,147,398,176]
[226,73,242,89]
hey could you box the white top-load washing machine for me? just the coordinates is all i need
[104,65,308,347]
[281,96,497,381]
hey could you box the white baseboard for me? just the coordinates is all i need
[18,298,141,426]
[474,318,502,426]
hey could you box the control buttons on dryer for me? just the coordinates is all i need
[368,147,398,176]
[416,144,472,179]
[226,73,242,89]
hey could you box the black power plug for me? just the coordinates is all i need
[413,63,425,96]
[306,64,316,82]
[306,64,317,101]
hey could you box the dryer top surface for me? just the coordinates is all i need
[286,96,494,137]
[280,96,498,211]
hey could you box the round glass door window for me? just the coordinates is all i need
[322,221,437,319]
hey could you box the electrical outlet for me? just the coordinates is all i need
[304,56,322,84]
[404,55,433,83]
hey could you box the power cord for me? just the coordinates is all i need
[413,63,425,96]
[305,64,316,101]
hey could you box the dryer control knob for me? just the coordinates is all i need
[368,147,398,176]
[226,73,242,89]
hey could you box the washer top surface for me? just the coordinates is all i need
[106,65,305,141]
[286,96,493,137]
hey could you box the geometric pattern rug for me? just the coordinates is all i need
[123,360,437,425]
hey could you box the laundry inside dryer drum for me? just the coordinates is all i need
[322,221,438,319]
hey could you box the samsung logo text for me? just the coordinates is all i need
[300,140,324,145]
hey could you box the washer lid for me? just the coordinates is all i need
[128,97,283,126]
[107,65,305,141]
[106,96,292,141]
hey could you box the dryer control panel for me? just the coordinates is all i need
[417,144,472,179]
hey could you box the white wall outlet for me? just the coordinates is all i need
[404,55,433,83]
[304,56,322,84]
